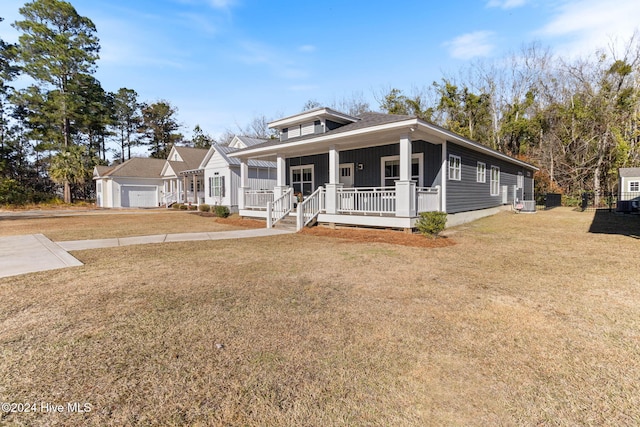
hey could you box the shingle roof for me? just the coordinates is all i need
[94,165,114,177]
[174,146,208,170]
[97,158,165,179]
[235,112,415,152]
[619,167,640,177]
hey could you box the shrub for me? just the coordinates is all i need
[172,203,182,210]
[415,211,447,239]
[199,203,210,212]
[179,204,188,210]
[0,178,28,205]
[214,205,230,218]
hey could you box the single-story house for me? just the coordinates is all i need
[161,146,209,206]
[617,167,640,212]
[228,107,538,230]
[201,136,277,211]
[93,157,166,208]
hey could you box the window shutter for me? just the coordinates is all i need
[220,176,225,197]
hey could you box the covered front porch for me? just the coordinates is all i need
[162,169,205,207]
[235,133,444,230]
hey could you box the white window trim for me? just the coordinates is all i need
[290,164,315,194]
[490,166,500,196]
[380,153,424,187]
[449,155,461,181]
[629,181,639,192]
[517,172,524,189]
[476,162,486,183]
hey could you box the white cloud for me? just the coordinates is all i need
[298,44,316,53]
[535,0,640,57]
[443,31,496,59]
[236,41,310,79]
[207,0,236,9]
[486,0,527,9]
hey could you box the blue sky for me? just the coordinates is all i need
[2,0,640,147]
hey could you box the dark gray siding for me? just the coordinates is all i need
[446,142,535,213]
[286,141,442,189]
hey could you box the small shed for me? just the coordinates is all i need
[617,167,640,213]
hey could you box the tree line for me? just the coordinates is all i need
[375,40,640,199]
[0,0,215,204]
[2,0,639,204]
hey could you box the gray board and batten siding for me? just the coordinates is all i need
[446,142,535,214]
[286,140,443,192]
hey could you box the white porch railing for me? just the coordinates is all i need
[245,190,274,209]
[337,187,396,215]
[163,192,177,208]
[296,187,325,231]
[267,188,293,228]
[417,186,440,212]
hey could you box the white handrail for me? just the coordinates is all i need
[296,187,324,231]
[267,188,293,228]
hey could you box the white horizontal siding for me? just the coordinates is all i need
[301,122,314,136]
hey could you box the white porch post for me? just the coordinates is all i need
[182,175,188,203]
[192,174,198,205]
[440,141,447,213]
[238,158,249,209]
[395,134,416,217]
[325,145,342,214]
[274,154,287,198]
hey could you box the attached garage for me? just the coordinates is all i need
[121,185,158,207]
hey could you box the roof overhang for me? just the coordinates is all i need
[230,118,538,171]
[268,107,358,130]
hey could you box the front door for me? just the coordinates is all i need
[339,163,354,187]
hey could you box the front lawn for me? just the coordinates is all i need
[1,209,639,425]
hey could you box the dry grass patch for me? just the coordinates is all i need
[1,208,639,425]
[0,211,262,241]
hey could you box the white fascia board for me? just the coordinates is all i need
[417,120,539,171]
[231,119,420,158]
[268,107,358,129]
[199,145,218,169]
[232,117,538,171]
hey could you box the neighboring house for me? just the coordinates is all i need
[93,158,166,208]
[201,136,277,211]
[160,146,209,206]
[229,107,538,230]
[617,167,640,212]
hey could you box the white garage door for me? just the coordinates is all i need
[121,186,157,207]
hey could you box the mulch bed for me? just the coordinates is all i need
[300,226,455,248]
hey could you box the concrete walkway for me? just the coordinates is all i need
[0,228,293,279]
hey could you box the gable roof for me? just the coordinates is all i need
[202,143,276,169]
[619,167,640,177]
[232,135,269,148]
[93,158,165,179]
[173,146,208,169]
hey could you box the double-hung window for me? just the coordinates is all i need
[630,181,640,192]
[517,172,524,189]
[449,155,461,181]
[490,166,500,196]
[476,162,486,183]
[209,175,225,198]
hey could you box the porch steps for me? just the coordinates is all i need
[274,215,297,231]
